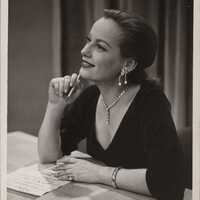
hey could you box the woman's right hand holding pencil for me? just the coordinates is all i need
[48,73,81,105]
[38,73,81,163]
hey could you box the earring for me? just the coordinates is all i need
[118,61,137,87]
[118,66,128,86]
[118,75,122,86]
[124,68,128,85]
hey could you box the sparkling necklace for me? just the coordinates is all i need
[101,88,128,125]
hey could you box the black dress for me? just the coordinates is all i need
[60,81,185,200]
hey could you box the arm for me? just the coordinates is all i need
[38,74,80,163]
[54,157,151,196]
[38,102,65,163]
[140,91,185,199]
[99,167,151,195]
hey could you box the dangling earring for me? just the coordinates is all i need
[118,66,127,86]
[118,61,137,87]
[124,68,128,85]
[118,76,122,86]
[118,66,128,86]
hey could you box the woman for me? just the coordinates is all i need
[38,9,185,200]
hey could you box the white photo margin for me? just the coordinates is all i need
[0,0,200,199]
[0,0,8,199]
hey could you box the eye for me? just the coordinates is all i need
[96,43,107,51]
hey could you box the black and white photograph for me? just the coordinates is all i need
[1,0,199,200]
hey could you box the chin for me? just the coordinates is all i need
[80,67,96,80]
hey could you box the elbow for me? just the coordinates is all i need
[39,157,53,164]
[38,155,55,164]
[146,182,184,200]
[146,170,185,200]
[38,151,62,164]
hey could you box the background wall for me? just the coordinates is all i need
[7,0,193,135]
[8,0,54,135]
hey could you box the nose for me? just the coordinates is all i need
[81,43,92,58]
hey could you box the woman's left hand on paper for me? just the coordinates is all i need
[52,157,106,183]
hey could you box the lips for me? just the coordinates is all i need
[81,60,95,68]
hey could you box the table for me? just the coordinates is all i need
[7,131,192,200]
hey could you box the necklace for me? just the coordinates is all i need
[101,88,128,125]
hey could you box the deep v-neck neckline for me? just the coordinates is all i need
[92,85,143,152]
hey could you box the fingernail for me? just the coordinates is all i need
[56,161,64,165]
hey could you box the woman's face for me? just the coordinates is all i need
[80,17,124,85]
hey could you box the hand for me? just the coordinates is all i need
[52,156,105,183]
[48,73,81,105]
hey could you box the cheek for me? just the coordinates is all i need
[94,53,122,73]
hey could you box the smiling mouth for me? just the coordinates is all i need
[81,60,95,68]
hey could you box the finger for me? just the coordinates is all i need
[52,163,65,171]
[54,164,73,171]
[52,162,67,171]
[54,168,73,177]
[53,162,75,171]
[57,157,77,164]
[63,76,70,94]
[58,78,65,97]
[62,157,77,164]
[52,79,59,96]
[70,73,78,87]
[56,155,70,164]
[57,174,75,181]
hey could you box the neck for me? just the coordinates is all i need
[96,81,141,125]
[96,81,141,106]
[96,81,127,106]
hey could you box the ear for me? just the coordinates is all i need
[124,59,137,72]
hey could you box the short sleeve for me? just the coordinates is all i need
[141,91,185,200]
[60,86,99,155]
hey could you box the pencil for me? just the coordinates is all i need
[67,73,81,97]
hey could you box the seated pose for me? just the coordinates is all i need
[38,9,185,200]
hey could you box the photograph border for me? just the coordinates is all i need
[1,0,200,199]
[0,0,8,199]
[193,0,200,198]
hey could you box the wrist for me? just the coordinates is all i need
[44,102,66,125]
[111,167,122,188]
[46,101,66,113]
[97,166,114,186]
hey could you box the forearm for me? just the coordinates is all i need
[98,167,151,196]
[38,102,65,163]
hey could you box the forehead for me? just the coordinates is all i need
[90,17,123,46]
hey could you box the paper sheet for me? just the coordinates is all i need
[7,164,69,196]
